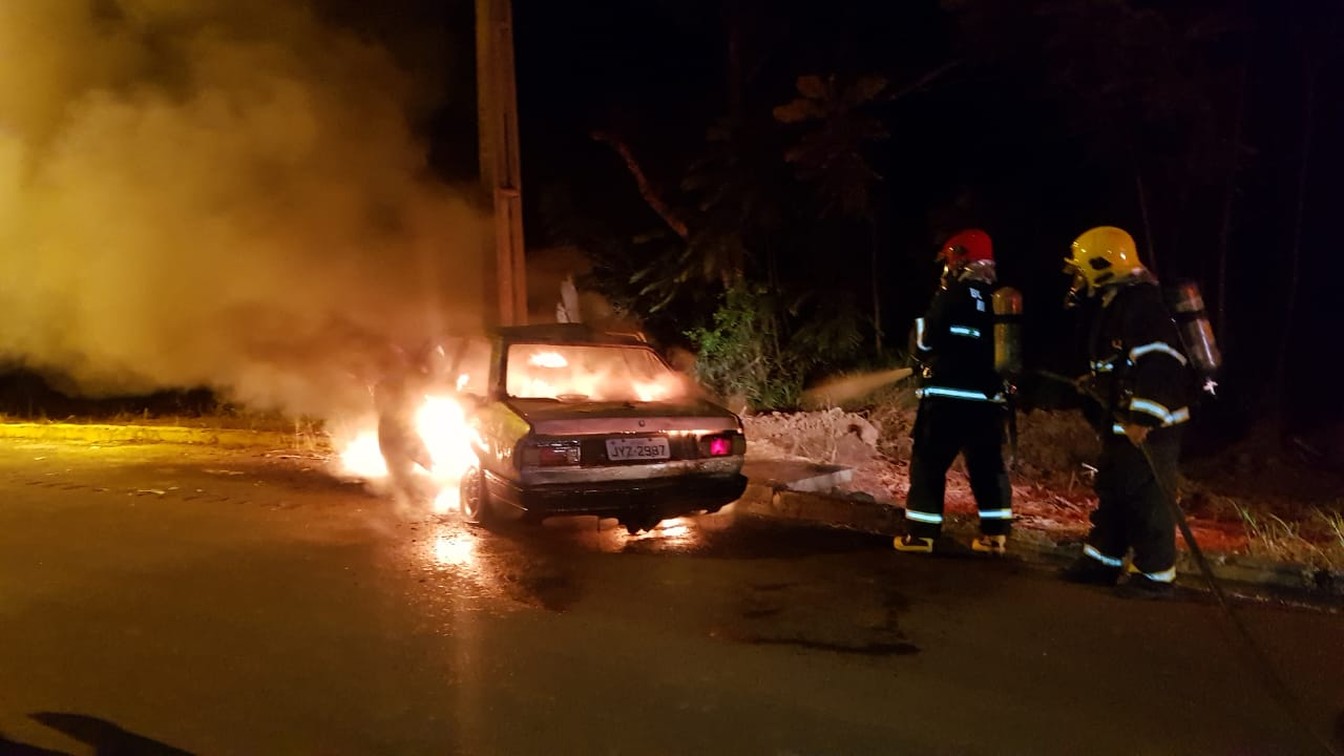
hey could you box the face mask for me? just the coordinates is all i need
[1062,263,1088,309]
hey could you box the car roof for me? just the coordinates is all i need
[493,323,649,347]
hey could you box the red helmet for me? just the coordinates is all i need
[938,228,993,265]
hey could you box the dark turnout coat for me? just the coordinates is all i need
[1078,275,1192,579]
[1087,279,1191,435]
[904,270,1012,539]
[913,275,1005,404]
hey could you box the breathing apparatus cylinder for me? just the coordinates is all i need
[991,287,1023,377]
[1167,281,1222,377]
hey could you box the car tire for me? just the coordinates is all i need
[459,465,496,527]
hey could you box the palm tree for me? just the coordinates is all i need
[774,74,889,351]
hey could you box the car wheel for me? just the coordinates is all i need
[459,465,495,526]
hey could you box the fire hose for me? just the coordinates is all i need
[1037,369,1340,756]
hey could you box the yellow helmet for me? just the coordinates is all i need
[1065,226,1145,296]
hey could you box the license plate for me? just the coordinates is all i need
[605,437,671,461]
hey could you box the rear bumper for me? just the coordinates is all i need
[484,471,748,519]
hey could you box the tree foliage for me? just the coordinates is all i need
[773,73,889,219]
[557,67,883,408]
[687,280,862,410]
[774,72,891,351]
[532,0,1344,429]
[942,0,1243,275]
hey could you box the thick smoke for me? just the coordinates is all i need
[0,0,484,418]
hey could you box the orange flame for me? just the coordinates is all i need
[336,393,479,514]
[507,344,686,403]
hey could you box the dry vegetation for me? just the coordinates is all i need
[745,385,1344,571]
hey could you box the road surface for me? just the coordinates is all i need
[1,441,1341,755]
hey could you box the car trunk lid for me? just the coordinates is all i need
[506,398,741,437]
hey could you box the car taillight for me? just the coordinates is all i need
[699,433,742,458]
[522,440,582,467]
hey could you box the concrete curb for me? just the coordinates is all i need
[737,482,904,535]
[736,481,1344,599]
[0,422,316,450]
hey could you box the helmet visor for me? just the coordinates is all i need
[939,244,969,261]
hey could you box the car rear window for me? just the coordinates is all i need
[505,344,686,402]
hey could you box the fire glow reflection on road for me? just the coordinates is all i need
[580,516,707,553]
[415,524,506,611]
[431,531,478,568]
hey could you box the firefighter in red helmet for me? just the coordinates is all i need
[895,229,1015,555]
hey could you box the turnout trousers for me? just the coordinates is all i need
[1083,427,1182,580]
[904,397,1012,539]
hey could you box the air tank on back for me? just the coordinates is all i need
[1166,281,1222,379]
[991,287,1023,378]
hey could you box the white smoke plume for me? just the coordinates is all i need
[0,0,485,418]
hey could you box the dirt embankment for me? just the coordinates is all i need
[743,394,1344,569]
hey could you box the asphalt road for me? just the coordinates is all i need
[1,441,1341,756]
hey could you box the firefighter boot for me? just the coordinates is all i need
[1060,556,1122,586]
[971,534,1007,555]
[893,535,935,554]
[1115,573,1175,600]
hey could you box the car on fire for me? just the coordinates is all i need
[438,324,748,533]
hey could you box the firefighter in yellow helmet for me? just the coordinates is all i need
[1061,226,1192,599]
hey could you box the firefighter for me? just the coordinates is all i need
[1060,225,1190,599]
[895,229,1014,555]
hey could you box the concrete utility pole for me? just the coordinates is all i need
[476,0,527,326]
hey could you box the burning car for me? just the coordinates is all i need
[439,324,748,533]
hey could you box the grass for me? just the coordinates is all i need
[23,407,327,432]
[290,417,332,451]
[0,410,334,452]
[1317,507,1344,553]
[1235,502,1344,571]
